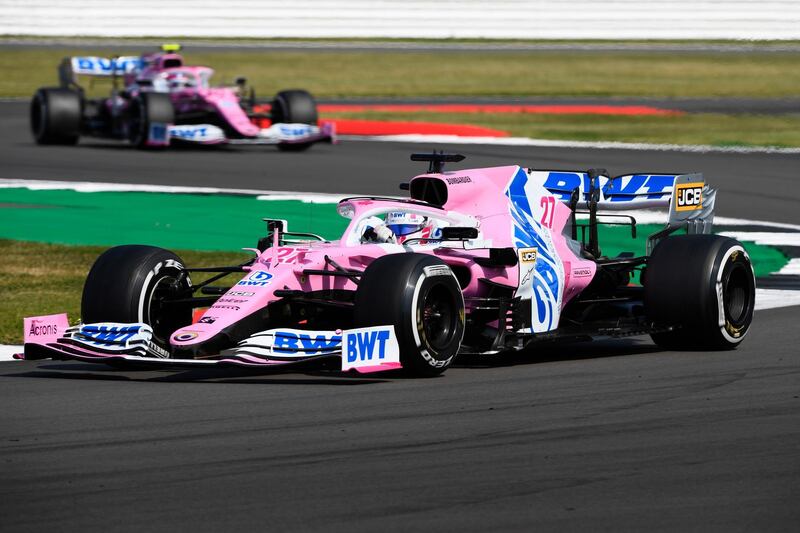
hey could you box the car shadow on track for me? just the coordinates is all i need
[5,338,663,385]
[5,362,392,386]
[455,338,663,369]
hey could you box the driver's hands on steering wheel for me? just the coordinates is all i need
[361,217,396,244]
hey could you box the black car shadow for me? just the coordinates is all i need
[7,361,392,386]
[455,337,663,369]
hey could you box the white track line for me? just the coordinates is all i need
[339,134,800,155]
[0,345,21,362]
[2,288,798,362]
[776,258,800,276]
[718,232,800,247]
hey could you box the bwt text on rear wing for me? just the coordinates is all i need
[532,169,716,254]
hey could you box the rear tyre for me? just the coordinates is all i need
[271,89,318,151]
[354,254,465,376]
[81,245,192,350]
[30,87,81,145]
[644,234,755,350]
[128,92,174,148]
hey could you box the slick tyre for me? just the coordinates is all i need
[271,89,318,151]
[30,87,81,145]
[128,92,174,148]
[644,234,755,350]
[81,245,192,349]
[354,254,465,377]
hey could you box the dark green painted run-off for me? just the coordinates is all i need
[0,188,787,278]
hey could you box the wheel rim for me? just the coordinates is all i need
[421,283,457,351]
[145,275,181,345]
[724,262,752,326]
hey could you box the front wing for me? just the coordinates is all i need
[159,122,336,147]
[20,317,401,374]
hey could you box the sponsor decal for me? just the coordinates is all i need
[28,320,59,337]
[277,124,313,138]
[228,291,254,297]
[445,176,472,185]
[173,331,199,342]
[506,167,565,333]
[76,324,142,344]
[674,182,703,211]
[423,264,452,277]
[211,304,241,311]
[149,123,168,144]
[71,56,142,76]
[167,125,225,143]
[519,247,538,264]
[272,330,342,355]
[237,270,273,287]
[572,268,592,277]
[216,298,248,304]
[198,317,216,324]
[147,342,170,358]
[342,326,400,371]
[542,172,675,203]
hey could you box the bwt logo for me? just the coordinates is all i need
[273,331,342,355]
[279,125,312,137]
[73,57,142,74]
[674,183,703,211]
[171,127,207,139]
[79,326,140,343]
[346,329,391,363]
[237,271,273,287]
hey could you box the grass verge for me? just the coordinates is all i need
[0,240,248,345]
[2,48,800,99]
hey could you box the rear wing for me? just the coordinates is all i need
[58,56,143,89]
[530,169,716,255]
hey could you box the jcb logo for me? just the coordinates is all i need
[519,248,538,264]
[675,183,703,211]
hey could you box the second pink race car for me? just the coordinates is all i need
[30,44,334,150]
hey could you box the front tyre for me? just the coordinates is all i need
[271,89,318,152]
[81,245,192,350]
[354,254,465,377]
[128,92,174,148]
[644,234,755,350]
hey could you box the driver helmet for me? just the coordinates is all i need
[385,212,426,237]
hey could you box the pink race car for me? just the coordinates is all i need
[21,153,755,377]
[30,44,334,150]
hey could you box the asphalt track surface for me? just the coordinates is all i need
[2,100,799,531]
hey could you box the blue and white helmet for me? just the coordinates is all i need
[386,212,426,236]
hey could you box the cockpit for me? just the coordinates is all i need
[150,68,213,93]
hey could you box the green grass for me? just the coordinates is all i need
[323,110,800,147]
[0,240,248,345]
[3,47,800,99]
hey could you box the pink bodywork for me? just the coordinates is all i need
[127,54,259,138]
[170,165,597,354]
